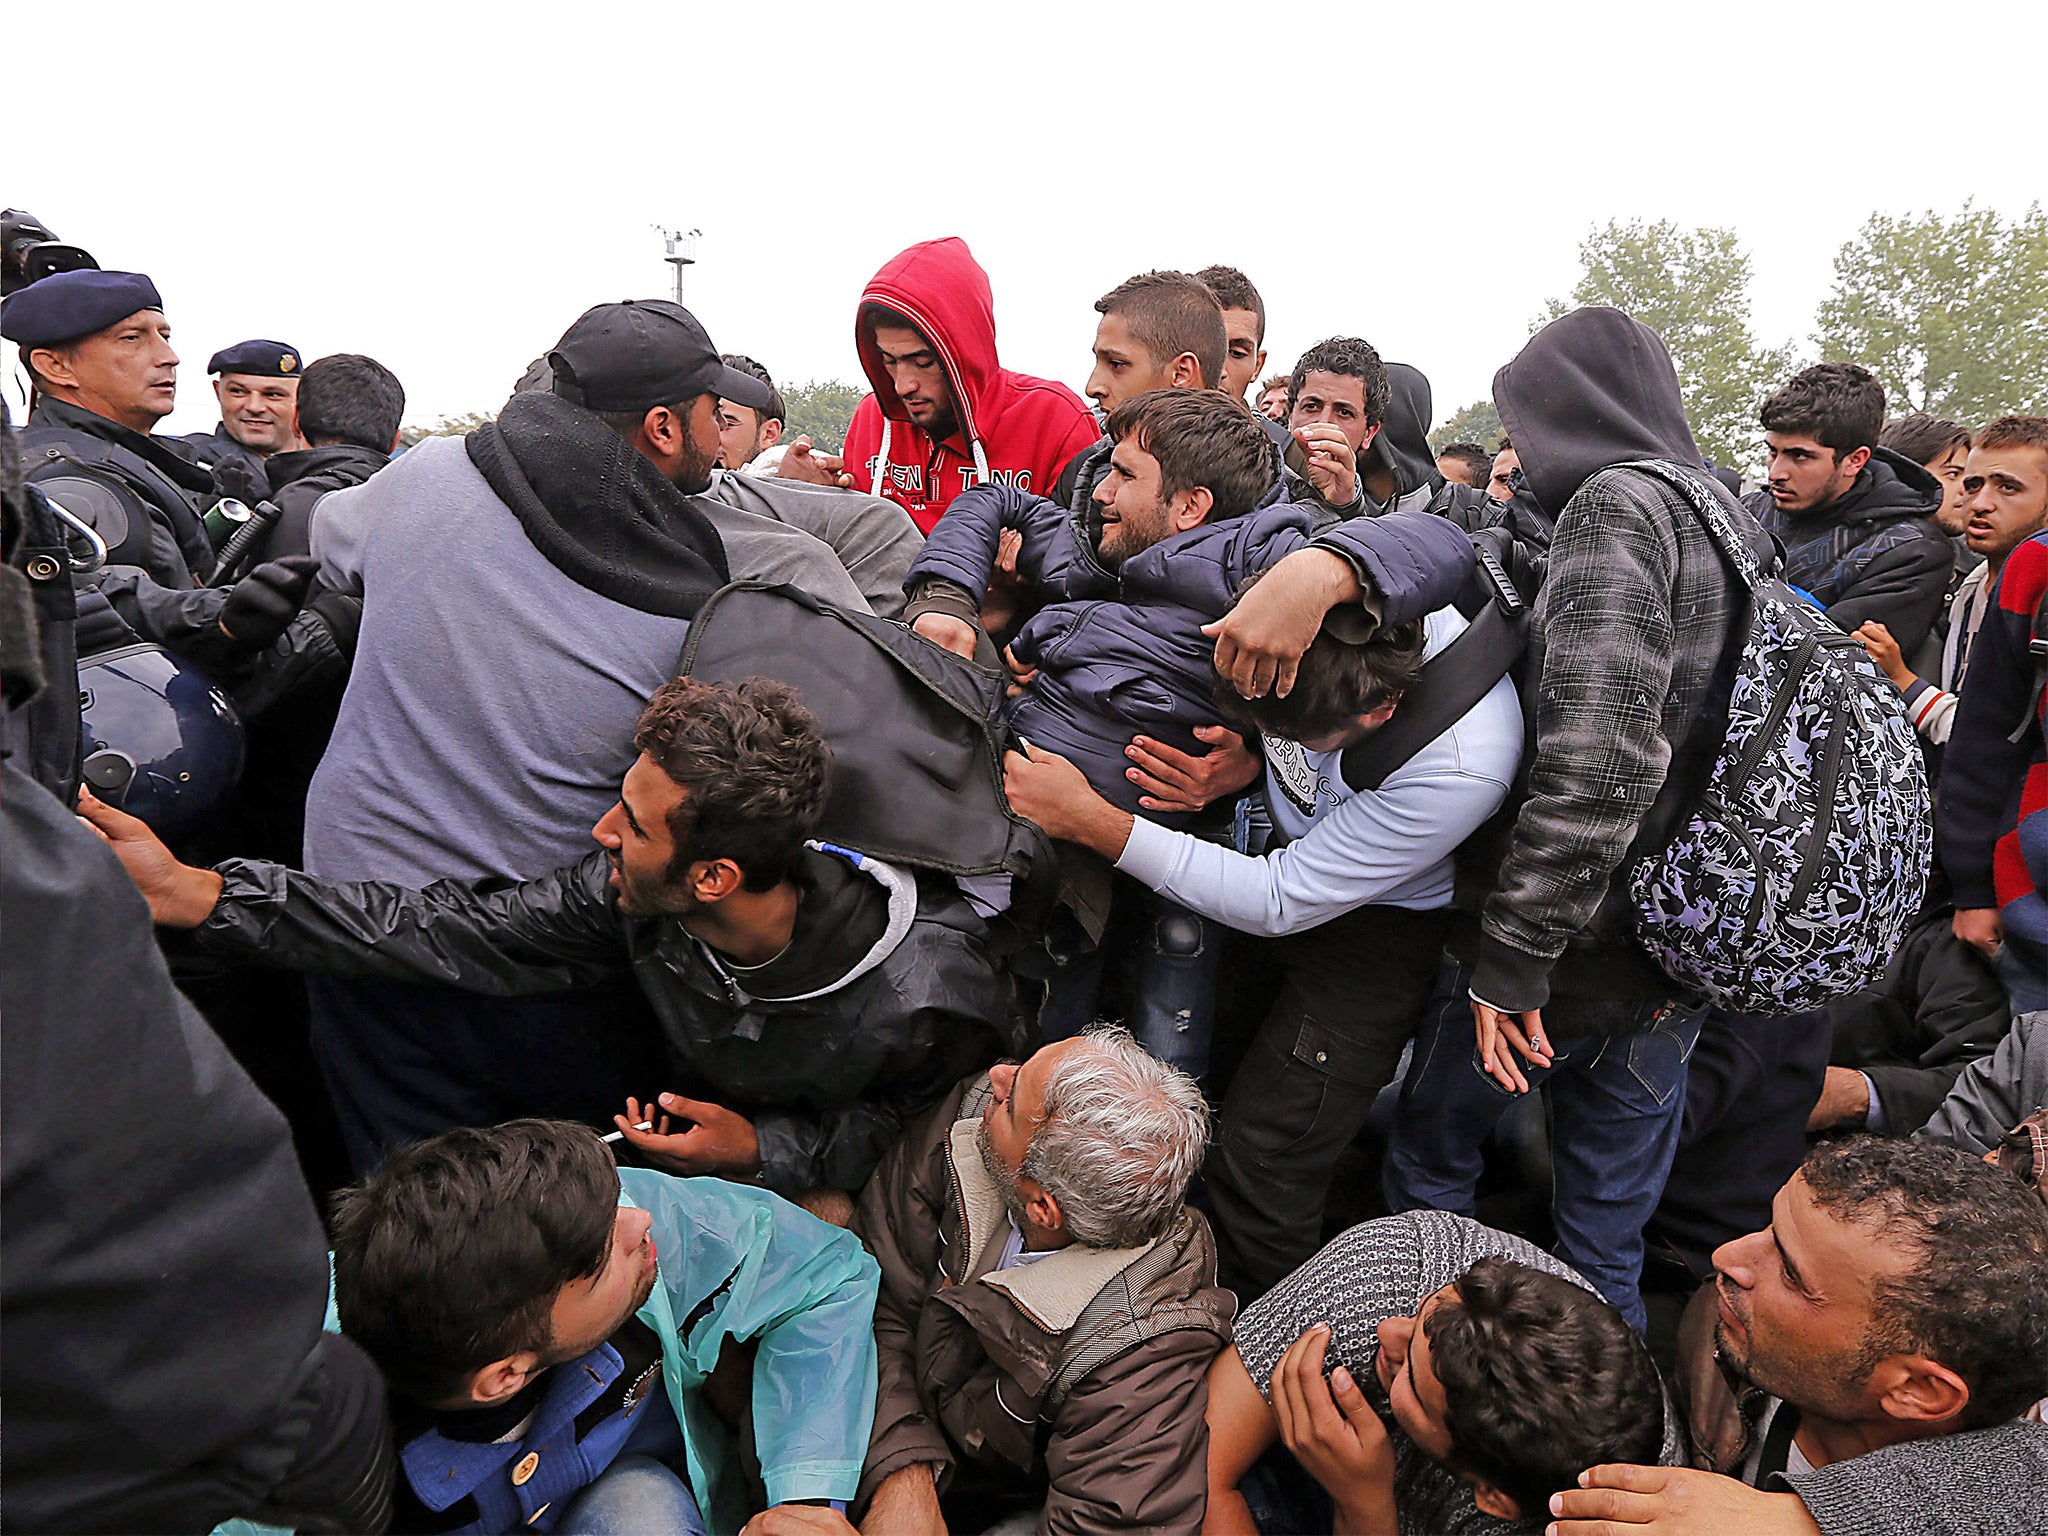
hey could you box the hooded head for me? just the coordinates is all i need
[1493,307,1703,516]
[1368,362,1444,500]
[854,238,998,449]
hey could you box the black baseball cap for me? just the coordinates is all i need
[547,299,773,414]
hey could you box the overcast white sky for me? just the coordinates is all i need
[11,0,2045,438]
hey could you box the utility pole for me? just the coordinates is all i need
[655,226,701,303]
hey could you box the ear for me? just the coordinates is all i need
[1018,1177,1065,1238]
[686,857,749,905]
[28,347,76,389]
[1253,348,1269,377]
[466,1351,543,1406]
[1358,421,1383,454]
[1871,1355,1971,1425]
[760,418,783,450]
[1470,1483,1521,1521]
[389,428,405,454]
[1360,696,1400,731]
[1170,353,1204,390]
[1172,484,1215,532]
[1841,444,1872,478]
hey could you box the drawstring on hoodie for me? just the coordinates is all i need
[872,415,994,501]
[872,419,892,499]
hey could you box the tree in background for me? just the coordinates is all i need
[779,379,865,454]
[1546,219,1791,472]
[1433,398,1504,453]
[397,411,494,448]
[1816,202,2047,423]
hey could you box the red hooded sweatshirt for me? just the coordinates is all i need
[842,238,1098,535]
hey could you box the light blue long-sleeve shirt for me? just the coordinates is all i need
[1114,606,1522,937]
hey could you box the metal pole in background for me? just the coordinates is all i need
[655,226,701,303]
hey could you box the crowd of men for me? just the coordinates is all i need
[2,221,2046,1536]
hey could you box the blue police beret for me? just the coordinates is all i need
[207,339,302,377]
[0,269,164,348]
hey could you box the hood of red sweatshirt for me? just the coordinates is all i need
[853,237,999,448]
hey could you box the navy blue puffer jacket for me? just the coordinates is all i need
[907,481,1473,822]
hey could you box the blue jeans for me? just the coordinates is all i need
[556,1455,705,1536]
[1383,959,1705,1331]
[1023,874,1218,1082]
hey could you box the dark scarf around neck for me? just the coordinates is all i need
[466,391,729,619]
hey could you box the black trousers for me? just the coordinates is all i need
[1207,902,1451,1299]
[306,973,669,1173]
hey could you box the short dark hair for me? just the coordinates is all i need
[1289,337,1392,431]
[1095,271,1227,392]
[1103,389,1277,520]
[633,676,831,891]
[295,353,405,452]
[859,302,924,342]
[1760,363,1886,457]
[1257,373,1292,399]
[592,396,704,441]
[1494,436,1512,453]
[1880,414,1970,468]
[1217,605,1426,742]
[331,1120,619,1404]
[1427,1258,1666,1519]
[1437,442,1492,484]
[720,353,786,426]
[1195,264,1265,343]
[1800,1136,2048,1429]
[1977,415,2048,458]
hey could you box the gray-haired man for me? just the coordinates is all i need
[851,1029,1233,1536]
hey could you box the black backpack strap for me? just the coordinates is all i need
[1339,535,1528,792]
[2009,584,2048,745]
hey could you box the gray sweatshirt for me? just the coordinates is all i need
[306,435,870,885]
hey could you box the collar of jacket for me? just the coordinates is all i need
[399,1340,624,1511]
[941,1113,1161,1336]
[31,397,217,496]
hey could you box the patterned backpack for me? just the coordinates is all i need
[1623,461,1932,1016]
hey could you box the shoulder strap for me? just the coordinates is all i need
[1611,459,1765,592]
[2009,583,2048,745]
[1339,533,1529,792]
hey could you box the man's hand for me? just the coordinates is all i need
[1004,742,1135,859]
[1000,644,1037,695]
[911,612,981,661]
[980,527,1030,635]
[1806,1064,1873,1132]
[615,1094,762,1177]
[219,555,319,645]
[1852,620,1914,690]
[1548,1464,1821,1535]
[1125,726,1260,814]
[1955,906,2002,961]
[1294,424,1359,509]
[75,789,224,927]
[743,1506,863,1536]
[1205,548,1361,699]
[1269,1325,1397,1536]
[778,436,855,489]
[1472,999,1553,1094]
[859,1463,947,1536]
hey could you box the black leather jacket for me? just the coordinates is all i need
[195,846,1023,1194]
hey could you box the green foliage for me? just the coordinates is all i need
[1546,219,1792,472]
[397,411,494,448]
[779,379,865,454]
[1816,202,2048,422]
[1434,398,1504,453]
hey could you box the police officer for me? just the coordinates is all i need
[3,268,216,588]
[182,338,305,503]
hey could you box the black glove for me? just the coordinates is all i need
[219,555,319,646]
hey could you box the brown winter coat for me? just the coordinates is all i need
[850,1076,1235,1535]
